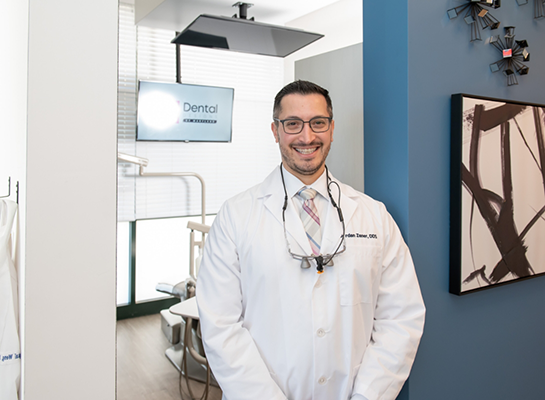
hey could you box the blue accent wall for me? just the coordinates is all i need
[364,1,545,399]
[363,1,409,237]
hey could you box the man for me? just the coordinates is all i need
[196,80,425,400]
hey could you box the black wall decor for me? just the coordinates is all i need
[489,26,530,85]
[447,1,539,86]
[448,1,501,42]
[516,0,545,19]
[537,0,545,18]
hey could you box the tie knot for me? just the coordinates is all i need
[297,187,317,201]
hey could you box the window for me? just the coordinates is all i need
[117,1,283,317]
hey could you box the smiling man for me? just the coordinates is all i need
[272,88,333,182]
[197,80,425,400]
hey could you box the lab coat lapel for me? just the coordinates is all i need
[260,167,312,254]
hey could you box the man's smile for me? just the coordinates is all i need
[294,146,319,155]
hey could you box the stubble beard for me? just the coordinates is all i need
[280,141,331,177]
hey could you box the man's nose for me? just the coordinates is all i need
[298,122,316,142]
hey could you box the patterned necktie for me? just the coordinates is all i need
[297,187,321,255]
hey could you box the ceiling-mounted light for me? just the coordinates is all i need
[171,2,324,58]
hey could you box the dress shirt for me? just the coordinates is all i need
[281,165,330,244]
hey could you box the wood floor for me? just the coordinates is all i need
[117,313,222,400]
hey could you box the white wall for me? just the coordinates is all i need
[0,0,29,395]
[0,3,28,187]
[284,0,363,83]
[1,0,118,399]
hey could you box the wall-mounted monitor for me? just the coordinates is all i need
[137,80,234,142]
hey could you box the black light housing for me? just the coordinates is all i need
[171,12,324,58]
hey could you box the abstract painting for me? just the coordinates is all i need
[450,94,545,295]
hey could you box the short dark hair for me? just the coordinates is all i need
[273,80,333,122]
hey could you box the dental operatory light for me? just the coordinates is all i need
[171,2,324,58]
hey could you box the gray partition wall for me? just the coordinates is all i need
[295,43,364,192]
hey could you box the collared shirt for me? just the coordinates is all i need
[281,165,330,243]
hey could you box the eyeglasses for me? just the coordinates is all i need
[274,116,332,134]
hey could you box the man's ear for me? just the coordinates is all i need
[271,121,279,143]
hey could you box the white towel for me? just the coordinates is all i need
[0,199,20,400]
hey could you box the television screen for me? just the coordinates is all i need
[136,80,234,142]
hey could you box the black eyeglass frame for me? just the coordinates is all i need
[273,116,333,134]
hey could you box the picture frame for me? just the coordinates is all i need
[450,94,545,295]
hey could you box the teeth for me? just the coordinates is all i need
[296,148,316,154]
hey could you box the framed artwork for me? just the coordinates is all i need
[450,94,545,295]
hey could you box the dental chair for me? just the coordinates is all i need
[156,221,218,399]
[117,153,215,397]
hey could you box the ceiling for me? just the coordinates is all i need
[135,0,341,32]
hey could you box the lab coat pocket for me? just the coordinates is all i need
[338,245,380,306]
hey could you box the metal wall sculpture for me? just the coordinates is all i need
[489,26,530,86]
[537,0,545,18]
[516,0,545,19]
[447,1,539,86]
[447,0,501,42]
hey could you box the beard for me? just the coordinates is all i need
[278,139,331,179]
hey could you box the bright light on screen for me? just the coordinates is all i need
[139,91,180,130]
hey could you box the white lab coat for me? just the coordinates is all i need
[0,200,20,400]
[197,166,425,400]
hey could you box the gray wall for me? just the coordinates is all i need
[364,1,545,399]
[295,43,364,192]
